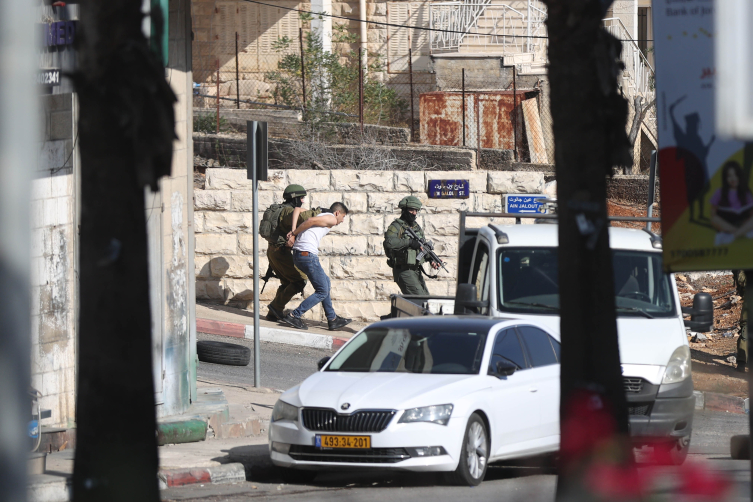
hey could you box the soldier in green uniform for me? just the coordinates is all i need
[734,270,749,372]
[265,185,322,321]
[383,196,438,295]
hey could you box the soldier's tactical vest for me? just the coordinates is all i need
[385,222,421,268]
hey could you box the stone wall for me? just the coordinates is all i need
[194,168,548,321]
[32,93,78,428]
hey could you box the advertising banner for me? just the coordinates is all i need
[654,1,753,271]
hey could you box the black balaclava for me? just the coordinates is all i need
[288,196,304,208]
[401,209,416,225]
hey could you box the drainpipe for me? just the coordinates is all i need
[360,0,367,68]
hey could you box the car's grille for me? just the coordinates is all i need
[628,403,652,416]
[289,445,409,464]
[623,377,644,393]
[301,408,395,433]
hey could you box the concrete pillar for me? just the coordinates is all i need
[312,0,332,52]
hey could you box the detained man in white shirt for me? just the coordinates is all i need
[281,202,352,331]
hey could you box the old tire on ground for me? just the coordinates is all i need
[445,412,489,486]
[731,435,750,460]
[197,340,251,366]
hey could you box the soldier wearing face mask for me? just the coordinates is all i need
[383,196,438,295]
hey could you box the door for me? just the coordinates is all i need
[488,328,540,455]
[517,326,560,444]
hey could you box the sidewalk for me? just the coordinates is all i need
[28,381,281,501]
[196,303,365,350]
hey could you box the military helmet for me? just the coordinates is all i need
[283,184,307,199]
[398,195,422,210]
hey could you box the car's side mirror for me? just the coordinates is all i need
[317,357,330,371]
[682,292,713,332]
[454,283,488,315]
[489,360,517,378]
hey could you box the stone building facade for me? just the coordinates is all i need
[194,167,548,321]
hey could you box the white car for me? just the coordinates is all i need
[269,316,561,485]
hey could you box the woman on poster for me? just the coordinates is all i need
[710,160,753,246]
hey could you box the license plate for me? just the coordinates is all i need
[315,435,371,449]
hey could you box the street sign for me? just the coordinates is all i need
[504,194,548,214]
[428,179,469,199]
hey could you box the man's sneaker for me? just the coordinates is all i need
[282,313,308,330]
[267,305,285,321]
[328,316,352,331]
[736,362,747,373]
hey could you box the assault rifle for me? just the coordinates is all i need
[260,266,277,294]
[404,226,449,274]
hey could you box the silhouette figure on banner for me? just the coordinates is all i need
[669,96,715,224]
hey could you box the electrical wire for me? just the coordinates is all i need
[239,0,654,43]
[49,130,78,174]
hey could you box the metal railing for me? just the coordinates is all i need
[429,0,547,56]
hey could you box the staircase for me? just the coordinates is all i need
[430,0,547,72]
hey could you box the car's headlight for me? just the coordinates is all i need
[271,400,299,422]
[398,404,453,425]
[662,346,691,384]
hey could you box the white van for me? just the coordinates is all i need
[391,213,706,464]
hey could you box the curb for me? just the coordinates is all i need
[159,462,246,489]
[694,390,749,415]
[197,318,349,350]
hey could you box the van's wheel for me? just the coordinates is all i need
[279,467,317,484]
[655,436,690,465]
[446,413,489,486]
[197,340,251,366]
[730,435,750,460]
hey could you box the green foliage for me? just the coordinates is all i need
[194,112,228,134]
[264,25,407,127]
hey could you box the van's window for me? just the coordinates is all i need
[516,326,558,367]
[470,240,491,315]
[498,248,676,318]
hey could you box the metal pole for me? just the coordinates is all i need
[408,48,415,142]
[462,68,466,147]
[235,32,240,109]
[359,48,364,136]
[512,66,518,161]
[299,28,306,114]
[216,60,220,134]
[646,150,657,231]
[476,94,480,168]
[251,122,261,387]
[0,0,33,499]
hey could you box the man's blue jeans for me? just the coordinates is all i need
[291,251,336,321]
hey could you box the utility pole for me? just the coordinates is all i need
[0,1,35,501]
[73,2,176,501]
[543,0,634,498]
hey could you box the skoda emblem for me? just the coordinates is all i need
[341,403,350,411]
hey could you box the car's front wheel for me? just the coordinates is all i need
[447,413,489,486]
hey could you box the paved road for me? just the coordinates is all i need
[197,332,335,392]
[181,336,751,501]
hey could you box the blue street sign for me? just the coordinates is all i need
[428,179,470,199]
[505,194,548,214]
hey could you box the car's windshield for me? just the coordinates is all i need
[498,248,676,317]
[325,327,488,374]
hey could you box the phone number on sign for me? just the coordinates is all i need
[669,247,729,259]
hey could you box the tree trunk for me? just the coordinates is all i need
[544,0,634,498]
[72,2,175,501]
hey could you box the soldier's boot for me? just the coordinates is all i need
[267,305,285,321]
